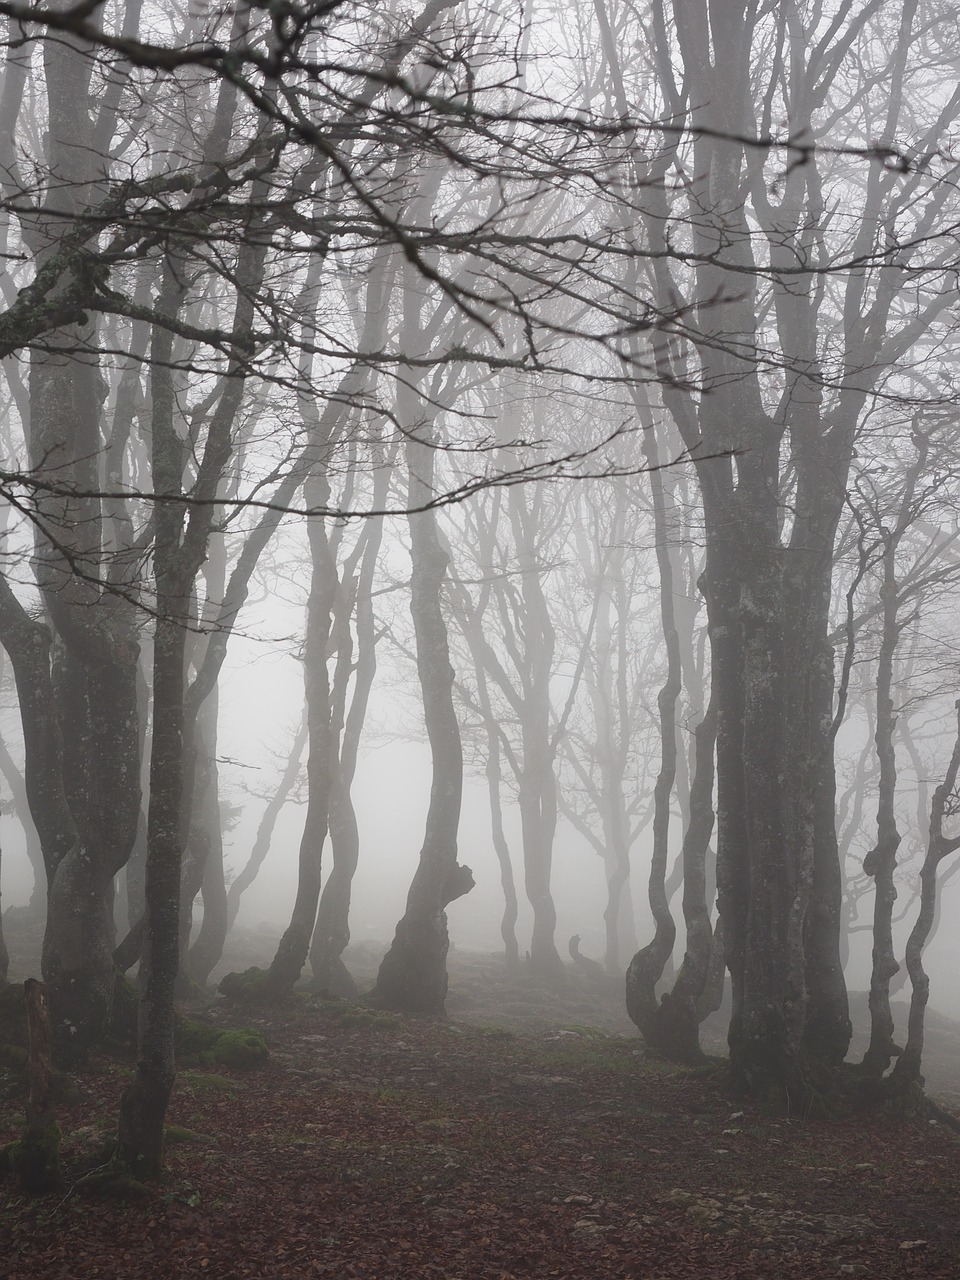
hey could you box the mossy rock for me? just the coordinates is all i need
[218,966,275,1004]
[176,1017,222,1058]
[204,1029,269,1069]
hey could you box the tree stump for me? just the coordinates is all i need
[22,978,61,1190]
[1,979,62,1193]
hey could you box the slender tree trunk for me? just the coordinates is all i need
[114,262,191,1179]
[114,605,187,1178]
[861,536,903,1078]
[626,431,680,1042]
[484,717,520,971]
[13,979,60,1193]
[371,431,472,1013]
[511,487,563,981]
[186,724,228,987]
[310,499,387,996]
[226,715,308,931]
[258,478,338,998]
[648,692,718,1062]
[889,703,960,1098]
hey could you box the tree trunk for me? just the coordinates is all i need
[259,479,338,998]
[114,610,187,1178]
[8,979,61,1193]
[225,715,308,932]
[861,536,903,1078]
[186,728,229,988]
[648,693,718,1063]
[309,497,387,997]
[889,703,960,1099]
[114,262,191,1179]
[484,717,520,971]
[626,428,680,1043]
[371,429,471,1013]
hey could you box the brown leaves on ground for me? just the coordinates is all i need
[2,994,959,1279]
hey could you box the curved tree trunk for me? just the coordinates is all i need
[484,714,520,972]
[889,703,960,1098]
[257,475,338,998]
[861,535,903,1078]
[626,429,680,1042]
[371,428,472,1013]
[648,692,718,1062]
[225,715,308,932]
[510,485,563,981]
[310,481,389,996]
[185,721,228,987]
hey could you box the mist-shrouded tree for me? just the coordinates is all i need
[369,201,475,1013]
[555,473,657,975]
[588,0,960,1100]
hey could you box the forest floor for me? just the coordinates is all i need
[1,931,960,1278]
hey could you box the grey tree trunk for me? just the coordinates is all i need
[371,429,472,1013]
[648,693,718,1063]
[259,475,338,998]
[626,427,680,1043]
[889,703,960,1098]
[861,536,904,1079]
[225,716,308,932]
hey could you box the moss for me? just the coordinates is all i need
[0,1043,28,1075]
[323,1002,399,1031]
[217,966,276,1004]
[176,1017,221,1058]
[1,1121,62,1194]
[205,1029,269,1069]
[175,1019,268,1069]
[179,1071,242,1095]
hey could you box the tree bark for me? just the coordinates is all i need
[889,703,960,1097]
[12,979,61,1193]
[626,425,680,1043]
[225,716,308,932]
[371,431,471,1013]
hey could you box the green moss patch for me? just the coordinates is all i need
[178,1071,242,1095]
[0,1121,62,1194]
[177,1024,269,1070]
[204,1029,269,1070]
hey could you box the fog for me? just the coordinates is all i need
[1,0,959,1128]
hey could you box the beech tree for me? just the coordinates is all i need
[590,0,960,1100]
[4,3,960,1199]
